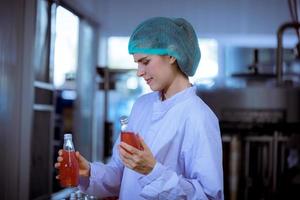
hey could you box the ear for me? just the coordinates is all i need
[169,56,176,64]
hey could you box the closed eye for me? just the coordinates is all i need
[142,60,150,65]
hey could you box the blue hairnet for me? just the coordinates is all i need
[128,17,201,76]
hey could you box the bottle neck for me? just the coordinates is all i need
[121,123,127,132]
[64,138,75,151]
[120,116,129,132]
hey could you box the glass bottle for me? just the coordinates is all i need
[59,133,79,187]
[119,116,142,150]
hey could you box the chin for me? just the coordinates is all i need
[149,85,160,91]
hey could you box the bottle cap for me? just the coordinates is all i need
[120,116,129,125]
[64,133,72,140]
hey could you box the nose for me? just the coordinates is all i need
[136,65,145,77]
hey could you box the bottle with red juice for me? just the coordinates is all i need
[120,116,143,150]
[59,133,79,187]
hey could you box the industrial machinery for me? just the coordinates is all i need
[197,21,300,200]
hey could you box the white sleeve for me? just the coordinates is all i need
[78,139,124,198]
[137,114,223,200]
[138,162,210,200]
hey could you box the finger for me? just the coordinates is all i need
[120,153,141,172]
[56,175,60,179]
[57,156,63,162]
[58,149,63,155]
[118,150,131,166]
[118,146,128,161]
[120,155,135,169]
[118,146,137,166]
[119,145,133,160]
[120,142,139,154]
[75,151,83,161]
[54,163,60,168]
[131,154,142,164]
[76,151,88,164]
[121,158,132,168]
[118,151,127,163]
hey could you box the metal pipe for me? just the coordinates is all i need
[272,131,279,192]
[244,140,250,200]
[276,22,300,84]
[229,135,241,200]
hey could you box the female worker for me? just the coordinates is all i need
[55,17,223,200]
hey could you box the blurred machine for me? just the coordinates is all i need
[197,22,300,200]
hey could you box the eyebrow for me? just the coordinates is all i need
[134,56,149,63]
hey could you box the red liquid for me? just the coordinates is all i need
[59,150,79,187]
[121,131,143,150]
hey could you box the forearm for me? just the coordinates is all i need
[78,160,123,198]
[138,162,222,200]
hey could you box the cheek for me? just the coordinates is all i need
[147,63,159,76]
[148,59,168,75]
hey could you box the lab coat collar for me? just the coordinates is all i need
[152,85,196,121]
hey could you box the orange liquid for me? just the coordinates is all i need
[59,150,79,187]
[121,131,143,150]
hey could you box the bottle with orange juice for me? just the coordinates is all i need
[59,133,79,187]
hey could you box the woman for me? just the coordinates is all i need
[55,17,223,200]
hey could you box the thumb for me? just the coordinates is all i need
[76,151,86,163]
[75,151,81,160]
[76,151,90,176]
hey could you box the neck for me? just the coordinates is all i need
[161,74,191,101]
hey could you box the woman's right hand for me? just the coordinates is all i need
[54,149,91,179]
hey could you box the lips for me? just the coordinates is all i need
[145,78,153,85]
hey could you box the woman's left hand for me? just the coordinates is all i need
[118,136,156,175]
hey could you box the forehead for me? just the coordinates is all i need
[133,54,166,63]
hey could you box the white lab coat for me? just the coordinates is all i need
[79,86,224,200]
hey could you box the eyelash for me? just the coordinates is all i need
[143,60,149,65]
